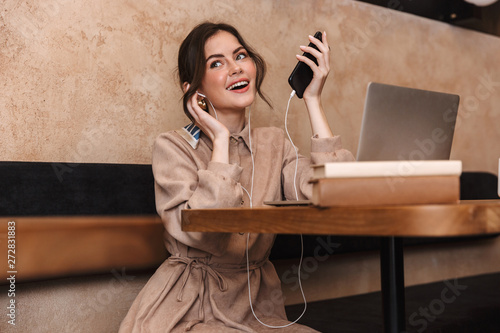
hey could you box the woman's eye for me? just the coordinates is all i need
[210,60,222,69]
[236,53,247,61]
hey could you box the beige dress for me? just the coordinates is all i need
[119,122,354,332]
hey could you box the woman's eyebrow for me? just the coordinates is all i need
[233,46,245,54]
[206,46,245,63]
[206,53,223,63]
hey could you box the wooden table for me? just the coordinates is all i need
[182,200,500,333]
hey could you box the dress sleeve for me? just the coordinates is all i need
[282,134,355,201]
[152,133,244,256]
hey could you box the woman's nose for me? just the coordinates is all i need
[229,62,243,76]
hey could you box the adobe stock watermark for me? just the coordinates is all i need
[62,267,136,332]
[457,73,500,121]
[135,70,162,97]
[247,236,341,320]
[407,278,467,333]
[340,0,403,64]
[384,72,499,191]
[50,103,128,182]
[281,236,340,292]
[49,68,162,184]
[51,120,115,182]
[2,0,66,42]
[382,102,457,192]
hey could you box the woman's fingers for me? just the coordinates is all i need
[298,32,330,74]
[187,94,202,122]
[321,31,329,52]
[298,31,331,99]
[296,51,328,80]
[309,31,329,55]
[187,94,212,136]
[187,93,229,142]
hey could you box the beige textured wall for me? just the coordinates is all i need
[1,0,500,173]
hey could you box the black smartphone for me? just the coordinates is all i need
[288,31,323,99]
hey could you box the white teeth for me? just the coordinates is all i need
[227,81,249,91]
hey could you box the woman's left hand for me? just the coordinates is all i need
[296,31,334,138]
[297,31,330,103]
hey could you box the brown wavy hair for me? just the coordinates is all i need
[177,22,271,122]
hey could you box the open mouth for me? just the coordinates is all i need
[226,80,249,91]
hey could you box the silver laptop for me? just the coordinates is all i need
[356,82,460,161]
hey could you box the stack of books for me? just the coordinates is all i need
[311,160,462,207]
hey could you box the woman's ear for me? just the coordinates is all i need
[183,82,190,93]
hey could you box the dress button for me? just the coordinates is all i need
[241,200,244,205]
[230,137,238,144]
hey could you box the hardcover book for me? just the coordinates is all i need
[311,176,460,207]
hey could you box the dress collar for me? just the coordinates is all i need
[232,121,251,149]
[175,123,201,149]
[176,120,251,151]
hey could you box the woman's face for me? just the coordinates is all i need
[199,31,257,113]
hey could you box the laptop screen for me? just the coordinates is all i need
[356,82,459,161]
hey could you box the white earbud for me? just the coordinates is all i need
[196,91,217,120]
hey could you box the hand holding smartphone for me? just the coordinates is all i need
[287,31,323,99]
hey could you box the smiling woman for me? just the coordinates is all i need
[178,22,270,127]
[118,22,354,332]
[197,31,257,126]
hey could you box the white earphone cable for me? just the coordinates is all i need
[284,90,299,200]
[207,99,218,120]
[248,105,255,205]
[244,90,308,329]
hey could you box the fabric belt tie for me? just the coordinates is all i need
[169,256,228,302]
[168,256,231,331]
[168,255,267,331]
